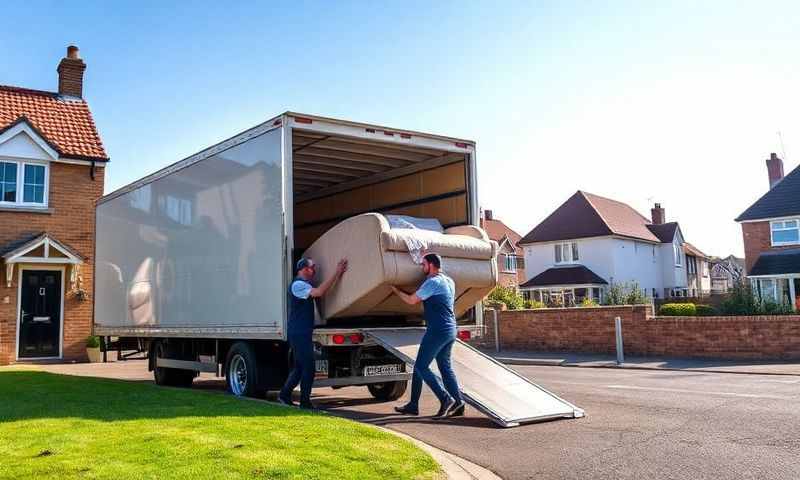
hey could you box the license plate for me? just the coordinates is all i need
[364,364,403,377]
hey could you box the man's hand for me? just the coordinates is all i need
[336,259,348,276]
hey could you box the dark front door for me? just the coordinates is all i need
[18,270,62,358]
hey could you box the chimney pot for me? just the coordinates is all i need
[651,203,665,225]
[484,209,493,221]
[57,45,86,98]
[766,152,785,189]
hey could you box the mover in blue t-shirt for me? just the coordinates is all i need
[278,257,347,409]
[391,253,465,418]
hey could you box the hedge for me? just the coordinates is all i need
[694,304,717,316]
[658,303,697,316]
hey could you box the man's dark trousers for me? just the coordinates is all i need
[280,334,315,404]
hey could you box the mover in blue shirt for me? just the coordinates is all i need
[391,253,465,418]
[279,257,347,409]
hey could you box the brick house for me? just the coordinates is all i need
[0,46,108,364]
[480,209,525,288]
[735,153,800,310]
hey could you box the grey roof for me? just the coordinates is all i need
[1,232,85,260]
[736,164,800,221]
[749,248,800,276]
[519,265,608,288]
[646,222,679,243]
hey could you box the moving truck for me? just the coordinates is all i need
[93,112,480,400]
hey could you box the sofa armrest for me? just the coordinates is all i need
[444,225,489,242]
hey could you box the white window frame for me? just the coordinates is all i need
[0,157,49,208]
[554,242,579,265]
[673,242,682,267]
[502,254,517,273]
[770,219,800,247]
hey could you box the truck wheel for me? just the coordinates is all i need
[367,381,407,401]
[225,342,263,398]
[152,340,195,388]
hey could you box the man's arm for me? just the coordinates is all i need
[309,259,348,298]
[391,286,422,305]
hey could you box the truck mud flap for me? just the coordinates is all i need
[365,328,585,428]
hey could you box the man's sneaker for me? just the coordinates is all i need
[432,397,454,419]
[277,395,294,407]
[446,401,465,417]
[394,404,419,416]
[299,401,317,410]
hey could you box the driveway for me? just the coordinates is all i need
[37,360,800,480]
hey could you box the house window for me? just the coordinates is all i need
[674,243,682,266]
[0,160,48,206]
[554,242,579,264]
[503,255,517,273]
[771,219,800,246]
[23,164,46,204]
[0,162,17,202]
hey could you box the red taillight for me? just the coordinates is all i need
[332,334,345,345]
[384,131,394,136]
[457,330,471,341]
[455,142,468,148]
[349,333,364,344]
[272,119,282,126]
[294,116,313,124]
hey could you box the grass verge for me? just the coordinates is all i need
[0,368,439,479]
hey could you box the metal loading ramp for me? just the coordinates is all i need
[366,328,585,427]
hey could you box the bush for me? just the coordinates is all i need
[719,281,793,315]
[86,335,101,348]
[658,303,697,316]
[694,304,717,316]
[603,281,648,306]
[524,300,546,309]
[579,297,599,307]
[487,286,524,310]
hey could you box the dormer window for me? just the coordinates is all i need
[771,219,799,246]
[0,160,48,207]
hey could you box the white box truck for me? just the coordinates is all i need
[94,112,583,427]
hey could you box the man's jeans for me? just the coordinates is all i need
[279,334,315,404]
[406,329,463,408]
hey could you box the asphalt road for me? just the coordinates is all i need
[38,360,800,479]
[315,365,800,480]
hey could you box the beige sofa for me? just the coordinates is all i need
[303,213,498,321]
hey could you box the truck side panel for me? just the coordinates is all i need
[94,128,285,336]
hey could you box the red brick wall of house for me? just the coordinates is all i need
[741,221,798,274]
[478,306,800,360]
[0,163,105,364]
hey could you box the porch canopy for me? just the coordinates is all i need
[2,233,84,288]
[519,265,608,306]
[748,248,800,309]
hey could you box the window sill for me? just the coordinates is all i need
[0,205,53,214]
[771,242,800,247]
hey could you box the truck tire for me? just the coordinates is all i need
[225,342,264,398]
[367,380,407,401]
[152,340,195,388]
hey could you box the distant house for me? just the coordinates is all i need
[735,153,800,309]
[480,209,525,289]
[518,191,706,305]
[683,242,711,297]
[709,255,744,294]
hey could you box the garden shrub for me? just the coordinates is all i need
[580,297,599,307]
[86,336,101,348]
[694,304,717,316]
[658,303,697,316]
[604,281,647,305]
[487,286,524,310]
[524,300,546,309]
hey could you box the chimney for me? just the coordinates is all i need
[766,152,784,189]
[651,203,665,225]
[484,209,493,221]
[57,45,86,98]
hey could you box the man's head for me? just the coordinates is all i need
[296,258,316,280]
[421,253,442,276]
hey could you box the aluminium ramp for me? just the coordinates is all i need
[366,328,585,427]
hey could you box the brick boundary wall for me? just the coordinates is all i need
[475,306,800,360]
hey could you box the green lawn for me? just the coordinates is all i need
[0,368,439,480]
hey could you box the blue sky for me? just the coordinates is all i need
[4,1,800,256]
